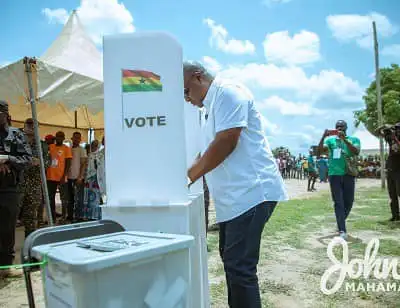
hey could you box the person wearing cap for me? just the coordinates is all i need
[45,134,55,146]
[183,62,288,308]
[319,120,361,240]
[0,100,32,279]
[19,118,51,238]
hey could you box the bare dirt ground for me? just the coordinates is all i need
[0,178,386,308]
[207,179,400,308]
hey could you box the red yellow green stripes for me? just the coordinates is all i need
[122,69,162,92]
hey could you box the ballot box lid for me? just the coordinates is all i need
[32,231,194,272]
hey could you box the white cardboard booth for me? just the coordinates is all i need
[101,32,209,308]
[33,231,194,308]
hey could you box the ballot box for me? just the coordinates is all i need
[102,32,209,308]
[32,231,194,308]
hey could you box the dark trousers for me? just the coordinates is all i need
[67,179,77,221]
[387,170,400,219]
[329,175,355,233]
[47,180,61,222]
[219,201,277,308]
[0,192,21,266]
[47,180,69,222]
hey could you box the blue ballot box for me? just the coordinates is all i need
[32,231,194,308]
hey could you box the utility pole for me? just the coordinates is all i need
[24,57,54,226]
[373,21,386,189]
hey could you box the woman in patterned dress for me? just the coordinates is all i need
[81,139,105,220]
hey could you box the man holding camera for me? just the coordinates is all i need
[378,123,400,221]
[319,120,361,240]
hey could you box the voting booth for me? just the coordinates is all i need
[101,32,209,308]
[33,231,194,308]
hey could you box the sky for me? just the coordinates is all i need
[1,0,399,154]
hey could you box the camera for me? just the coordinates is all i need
[381,123,400,143]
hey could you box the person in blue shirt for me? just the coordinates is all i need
[317,155,329,183]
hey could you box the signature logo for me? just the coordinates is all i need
[320,237,400,295]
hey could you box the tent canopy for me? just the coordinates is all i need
[0,11,104,130]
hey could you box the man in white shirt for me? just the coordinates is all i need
[67,132,87,222]
[184,62,288,308]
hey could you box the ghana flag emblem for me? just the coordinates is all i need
[121,69,163,92]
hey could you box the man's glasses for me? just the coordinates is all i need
[184,87,191,101]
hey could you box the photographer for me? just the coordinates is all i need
[318,120,361,240]
[377,123,400,221]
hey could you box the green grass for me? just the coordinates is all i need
[208,186,400,308]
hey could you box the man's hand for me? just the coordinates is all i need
[76,177,84,185]
[0,164,11,175]
[188,167,197,185]
[338,131,346,140]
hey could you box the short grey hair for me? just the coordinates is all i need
[183,61,214,80]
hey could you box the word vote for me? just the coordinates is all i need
[124,116,166,128]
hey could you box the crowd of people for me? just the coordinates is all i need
[0,99,105,279]
[38,131,106,229]
[275,151,383,184]
[275,153,329,183]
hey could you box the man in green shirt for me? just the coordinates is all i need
[318,120,361,240]
[307,150,317,192]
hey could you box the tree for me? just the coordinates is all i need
[272,146,290,158]
[354,64,400,136]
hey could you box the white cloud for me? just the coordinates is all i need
[42,0,135,44]
[262,0,293,6]
[201,56,222,73]
[260,114,280,135]
[0,61,11,68]
[326,12,397,49]
[218,63,363,105]
[203,18,256,55]
[286,132,313,143]
[353,124,379,150]
[303,124,316,131]
[197,57,362,109]
[263,30,321,65]
[257,96,323,116]
[382,44,400,58]
[42,8,69,24]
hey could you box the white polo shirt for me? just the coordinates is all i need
[200,77,288,223]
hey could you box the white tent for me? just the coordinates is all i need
[0,10,104,132]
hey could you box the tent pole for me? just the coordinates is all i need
[89,128,93,145]
[74,110,78,128]
[24,57,54,226]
